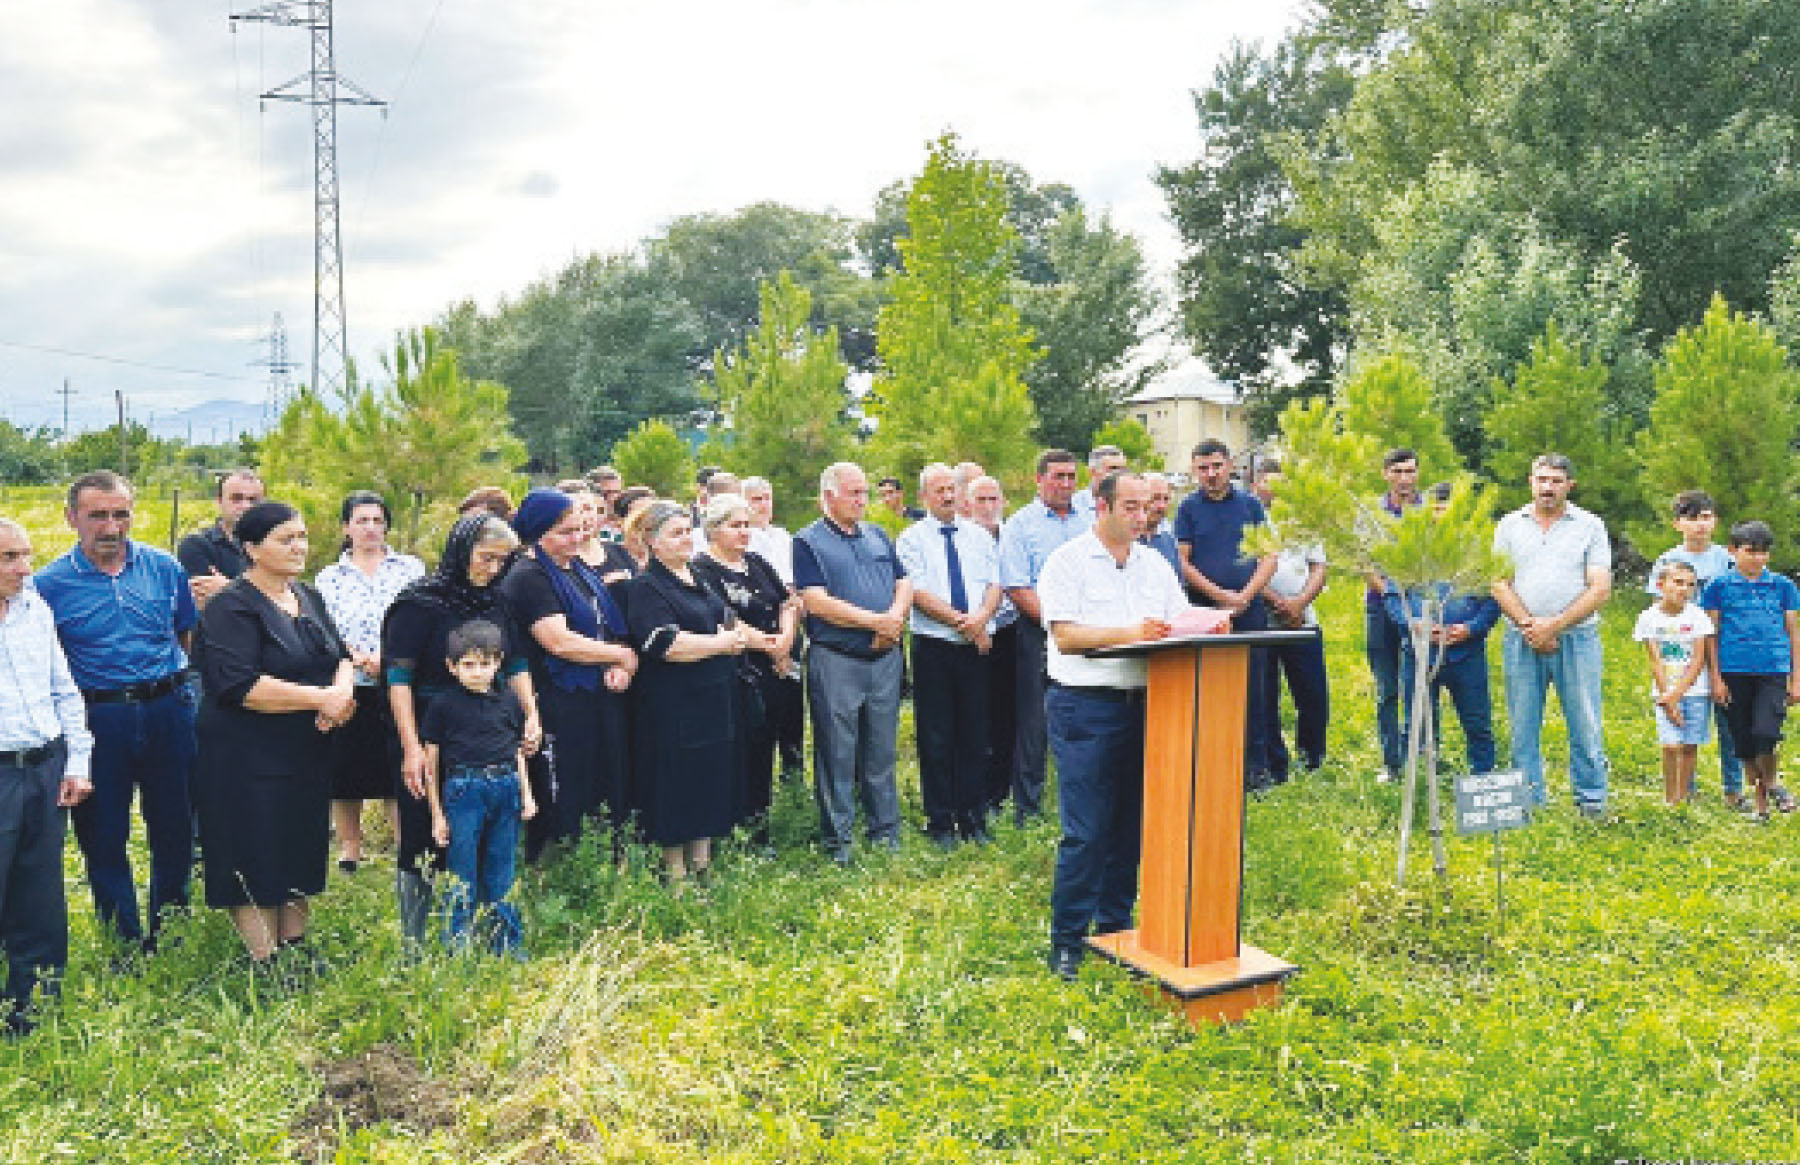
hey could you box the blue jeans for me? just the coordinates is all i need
[441,767,523,955]
[1047,686,1144,952]
[73,688,195,943]
[1502,625,1609,808]
[1365,605,1406,773]
[1267,627,1330,776]
[1400,650,1497,775]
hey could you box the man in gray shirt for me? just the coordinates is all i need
[1491,453,1612,817]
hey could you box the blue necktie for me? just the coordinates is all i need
[941,524,969,613]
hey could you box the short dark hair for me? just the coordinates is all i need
[1426,481,1453,503]
[1672,490,1716,520]
[458,486,514,520]
[1035,448,1078,476]
[877,476,904,491]
[613,485,655,520]
[339,490,391,526]
[1383,448,1418,469]
[1729,520,1774,551]
[234,501,301,547]
[66,470,133,512]
[1532,452,1575,478]
[216,468,263,499]
[1094,469,1142,508]
[445,618,506,661]
[1192,439,1231,461]
[696,465,722,488]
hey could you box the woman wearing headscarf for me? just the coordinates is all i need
[315,490,424,872]
[497,488,636,861]
[628,501,756,883]
[193,501,354,967]
[690,492,799,844]
[382,513,539,954]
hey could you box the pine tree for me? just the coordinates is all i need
[610,419,696,499]
[1336,351,1461,480]
[1487,322,1633,517]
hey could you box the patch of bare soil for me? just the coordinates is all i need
[291,1042,460,1159]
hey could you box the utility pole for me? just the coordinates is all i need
[57,377,77,439]
[229,1,384,400]
[251,311,300,429]
[116,390,127,475]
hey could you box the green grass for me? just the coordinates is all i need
[4,577,1798,1162]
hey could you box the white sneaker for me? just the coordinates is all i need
[1375,769,1396,784]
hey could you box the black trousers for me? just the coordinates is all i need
[911,634,992,837]
[0,739,69,1026]
[1012,618,1050,821]
[984,621,1020,813]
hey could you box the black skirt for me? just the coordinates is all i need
[196,720,332,908]
[330,685,397,800]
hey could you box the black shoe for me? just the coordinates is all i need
[338,858,360,874]
[1048,946,1082,983]
[928,832,958,852]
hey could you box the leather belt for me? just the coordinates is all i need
[1048,680,1146,705]
[0,739,60,767]
[82,673,184,705]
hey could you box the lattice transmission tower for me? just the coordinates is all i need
[230,0,384,400]
[252,311,302,429]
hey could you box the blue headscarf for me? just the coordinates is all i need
[512,489,627,691]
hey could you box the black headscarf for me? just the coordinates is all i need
[391,513,510,620]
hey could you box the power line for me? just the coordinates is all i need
[0,339,253,383]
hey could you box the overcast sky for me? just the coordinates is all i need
[0,0,1306,431]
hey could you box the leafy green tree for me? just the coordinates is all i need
[715,272,855,530]
[1088,418,1156,469]
[1487,323,1637,523]
[870,132,1039,491]
[1635,296,1800,567]
[1335,350,1460,479]
[1248,397,1510,883]
[261,328,528,557]
[610,419,696,499]
[1013,207,1164,452]
[1156,35,1358,425]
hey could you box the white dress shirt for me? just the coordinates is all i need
[896,515,1000,642]
[0,585,94,778]
[1038,531,1189,690]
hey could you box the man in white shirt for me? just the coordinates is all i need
[742,476,802,780]
[742,477,794,586]
[1037,472,1189,981]
[1254,462,1330,777]
[897,464,1003,848]
[0,517,94,1034]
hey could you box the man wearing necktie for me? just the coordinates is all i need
[897,464,1004,848]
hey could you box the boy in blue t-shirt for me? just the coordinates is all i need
[1701,521,1800,822]
[1646,490,1752,807]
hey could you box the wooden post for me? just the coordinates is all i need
[1084,630,1307,1027]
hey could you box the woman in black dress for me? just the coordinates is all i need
[498,488,637,862]
[691,493,799,841]
[595,487,654,585]
[383,513,540,954]
[194,502,355,964]
[627,501,761,883]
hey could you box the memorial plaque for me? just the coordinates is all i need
[1454,770,1532,835]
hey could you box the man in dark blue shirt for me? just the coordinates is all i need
[35,471,197,951]
[1172,439,1279,788]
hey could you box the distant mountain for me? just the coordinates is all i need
[145,398,271,443]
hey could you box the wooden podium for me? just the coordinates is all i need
[1083,630,1310,1026]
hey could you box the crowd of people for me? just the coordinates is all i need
[0,438,1787,1033]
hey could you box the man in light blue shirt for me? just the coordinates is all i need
[1070,445,1127,522]
[35,471,197,950]
[999,449,1092,824]
[898,464,1003,847]
[0,517,93,1033]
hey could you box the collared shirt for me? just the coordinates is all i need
[0,584,94,779]
[999,498,1092,593]
[793,516,908,657]
[1039,531,1188,690]
[34,540,196,690]
[1072,488,1097,522]
[1702,569,1800,674]
[1365,493,1422,606]
[315,548,426,684]
[748,524,794,587]
[1492,502,1611,628]
[1173,485,1267,596]
[176,521,249,582]
[896,515,1001,642]
[1266,542,1327,627]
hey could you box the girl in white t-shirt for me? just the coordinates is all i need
[1633,560,1715,805]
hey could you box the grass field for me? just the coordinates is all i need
[1,533,1796,1162]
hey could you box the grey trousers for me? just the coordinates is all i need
[1012,618,1049,821]
[0,739,69,1027]
[807,645,903,857]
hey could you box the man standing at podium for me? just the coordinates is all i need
[1037,470,1189,982]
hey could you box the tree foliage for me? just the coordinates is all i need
[715,272,855,530]
[1635,296,1800,567]
[1334,351,1460,481]
[1487,323,1638,523]
[870,133,1039,493]
[610,419,696,499]
[1089,418,1157,470]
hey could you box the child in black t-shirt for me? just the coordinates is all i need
[423,620,537,955]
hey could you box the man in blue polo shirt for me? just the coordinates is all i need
[1173,439,1279,788]
[35,471,197,951]
[794,461,913,865]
